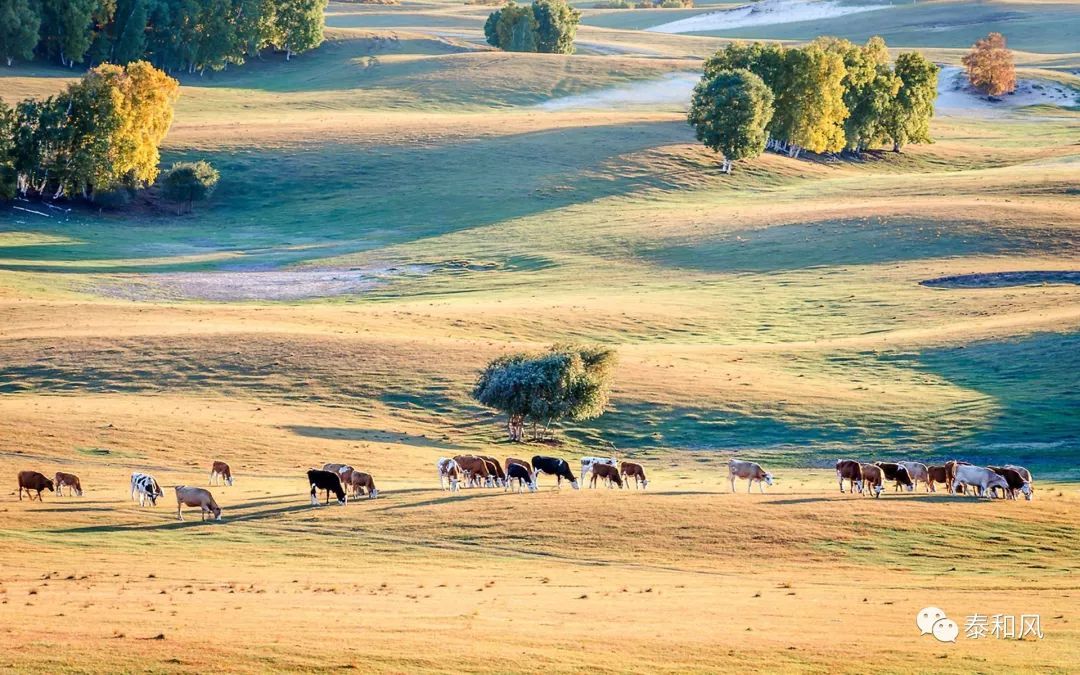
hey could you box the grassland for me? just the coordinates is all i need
[1,0,1078,671]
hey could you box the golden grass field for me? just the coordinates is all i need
[2,0,1079,671]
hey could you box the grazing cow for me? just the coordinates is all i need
[505,463,537,493]
[989,467,1032,501]
[454,456,493,488]
[945,460,972,494]
[54,472,83,497]
[927,465,949,492]
[209,461,234,487]
[175,486,222,521]
[835,460,864,494]
[874,462,914,492]
[581,457,617,487]
[477,455,506,487]
[859,464,884,498]
[348,472,378,499]
[952,465,1009,498]
[589,463,624,489]
[531,456,579,490]
[131,472,164,507]
[322,463,354,486]
[620,461,648,489]
[1004,465,1034,498]
[308,469,347,506]
[899,462,931,492]
[728,459,773,494]
[17,471,54,501]
[506,457,532,474]
[437,457,462,492]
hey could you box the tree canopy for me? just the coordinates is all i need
[695,37,937,162]
[962,32,1016,97]
[160,160,219,213]
[1,0,327,71]
[484,0,580,54]
[2,61,179,201]
[472,345,617,441]
[688,69,774,173]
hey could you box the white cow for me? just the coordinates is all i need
[580,457,617,488]
[728,459,773,493]
[952,465,1009,498]
[437,457,461,492]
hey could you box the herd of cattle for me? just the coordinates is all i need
[835,459,1034,499]
[13,455,1035,520]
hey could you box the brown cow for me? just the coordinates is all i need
[859,464,884,498]
[209,461,234,486]
[927,465,949,492]
[620,461,648,489]
[18,471,54,501]
[835,460,863,494]
[175,486,222,521]
[349,472,379,499]
[454,456,492,488]
[54,472,83,497]
[477,455,506,486]
[506,457,532,473]
[1004,465,1034,498]
[589,463,624,489]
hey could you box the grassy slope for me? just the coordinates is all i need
[1,1,1079,670]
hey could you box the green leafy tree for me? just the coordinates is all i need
[0,100,16,198]
[112,0,149,64]
[272,0,327,60]
[0,0,40,67]
[38,0,98,66]
[781,43,847,155]
[883,52,938,152]
[473,345,617,442]
[160,160,219,213]
[688,68,774,173]
[532,0,579,55]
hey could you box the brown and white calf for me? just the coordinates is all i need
[859,464,884,498]
[620,461,648,489]
[54,471,83,497]
[729,459,773,494]
[322,463,354,486]
[835,460,863,494]
[175,486,222,521]
[589,463,624,489]
[209,461,234,486]
[437,457,462,492]
[348,472,378,499]
[18,471,54,501]
[477,455,506,487]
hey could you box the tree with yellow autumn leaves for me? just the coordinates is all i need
[962,32,1016,97]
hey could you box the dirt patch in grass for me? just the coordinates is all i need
[90,265,431,301]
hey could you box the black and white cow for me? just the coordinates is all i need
[308,469,347,506]
[531,456,579,490]
[504,462,537,493]
[130,472,164,507]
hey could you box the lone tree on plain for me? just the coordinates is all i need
[688,69,774,173]
[160,160,219,213]
[962,32,1016,97]
[472,345,616,442]
[484,0,580,54]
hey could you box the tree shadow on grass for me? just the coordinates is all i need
[286,426,466,450]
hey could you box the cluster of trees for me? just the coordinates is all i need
[0,61,179,201]
[963,32,1015,97]
[0,0,327,72]
[483,0,580,54]
[473,345,616,442]
[688,37,938,172]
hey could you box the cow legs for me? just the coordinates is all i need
[731,477,737,493]
[758,481,765,494]
[177,505,184,521]
[837,474,844,493]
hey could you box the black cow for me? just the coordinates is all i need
[308,469,347,506]
[531,456,579,490]
[989,466,1033,500]
[874,462,914,492]
[505,463,536,493]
